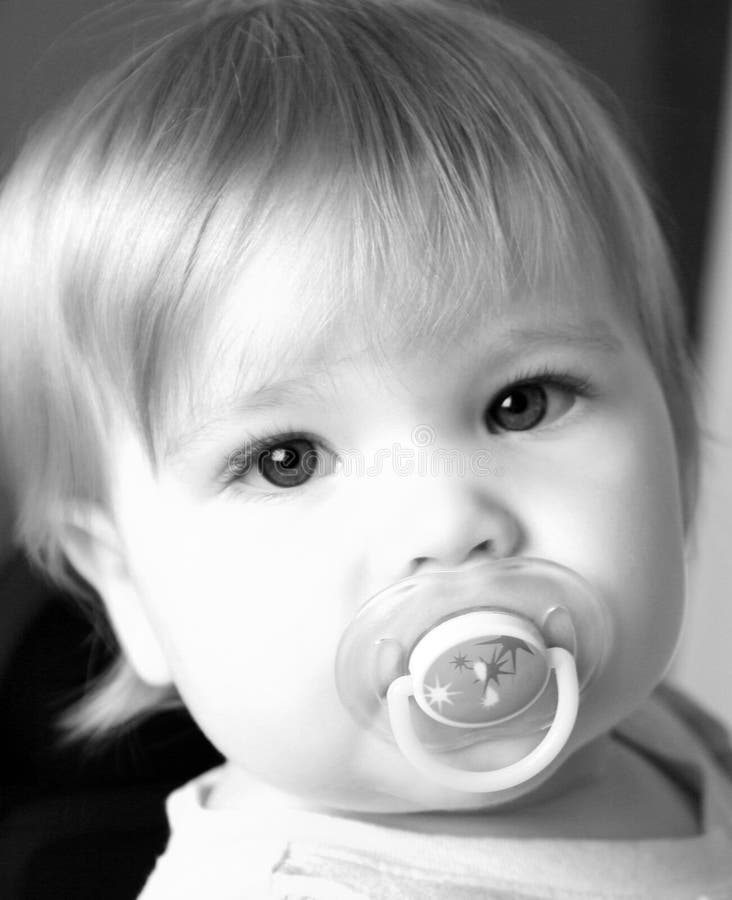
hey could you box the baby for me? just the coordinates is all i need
[1,0,731,897]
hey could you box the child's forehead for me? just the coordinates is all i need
[198,243,622,413]
[154,181,630,452]
[210,192,613,352]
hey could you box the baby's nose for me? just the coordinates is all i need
[361,474,523,588]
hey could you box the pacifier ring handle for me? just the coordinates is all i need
[386,647,578,793]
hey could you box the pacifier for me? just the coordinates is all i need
[335,558,611,793]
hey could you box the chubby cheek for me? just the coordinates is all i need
[120,486,365,782]
[521,389,686,736]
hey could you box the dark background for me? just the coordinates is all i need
[0,2,730,897]
[504,0,731,343]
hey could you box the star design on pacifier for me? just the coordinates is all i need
[449,651,473,673]
[475,635,534,673]
[473,648,512,687]
[424,675,462,712]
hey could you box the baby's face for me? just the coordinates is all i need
[105,256,686,813]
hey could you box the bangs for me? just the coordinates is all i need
[191,165,587,426]
[37,0,625,455]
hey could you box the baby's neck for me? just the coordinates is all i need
[362,736,700,840]
[207,734,700,841]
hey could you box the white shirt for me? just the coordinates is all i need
[138,690,732,899]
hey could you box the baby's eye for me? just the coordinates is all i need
[227,436,329,490]
[257,439,319,487]
[485,377,585,433]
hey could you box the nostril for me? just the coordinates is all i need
[410,542,495,575]
[464,540,494,565]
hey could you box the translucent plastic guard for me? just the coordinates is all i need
[335,558,610,750]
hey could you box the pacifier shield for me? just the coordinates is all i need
[335,557,610,745]
[411,611,549,728]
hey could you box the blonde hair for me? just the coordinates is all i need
[0,0,697,736]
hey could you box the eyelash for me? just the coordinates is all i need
[509,364,593,395]
[485,365,595,429]
[220,365,596,491]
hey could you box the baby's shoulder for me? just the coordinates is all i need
[619,683,732,789]
[649,683,732,780]
[611,683,732,836]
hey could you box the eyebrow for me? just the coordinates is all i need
[223,377,329,414]
[501,322,624,357]
[165,371,333,462]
